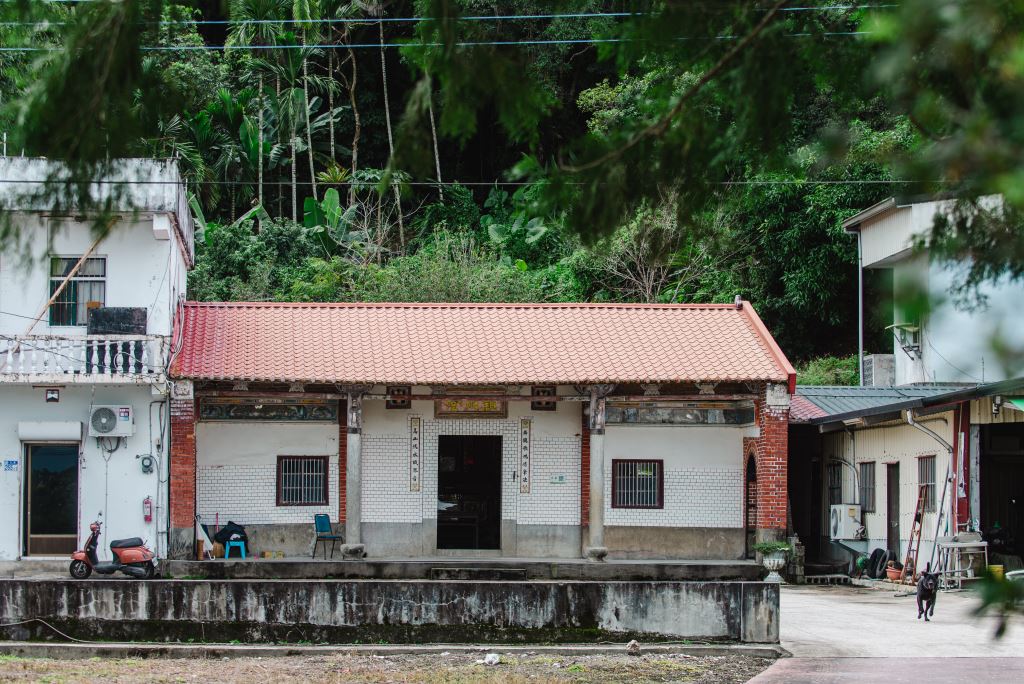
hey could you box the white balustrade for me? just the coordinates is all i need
[0,335,168,379]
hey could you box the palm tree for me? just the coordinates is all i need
[377,13,405,248]
[321,0,367,192]
[293,0,323,202]
[227,0,290,210]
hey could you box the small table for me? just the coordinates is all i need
[936,540,988,589]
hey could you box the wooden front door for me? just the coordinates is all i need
[23,444,79,556]
[887,463,900,554]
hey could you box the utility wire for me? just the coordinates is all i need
[0,177,944,187]
[0,31,873,52]
[0,5,899,28]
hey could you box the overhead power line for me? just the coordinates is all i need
[0,6,899,29]
[0,177,941,187]
[0,31,874,53]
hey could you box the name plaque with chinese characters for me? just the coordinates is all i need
[408,416,422,492]
[434,389,508,419]
[520,417,532,493]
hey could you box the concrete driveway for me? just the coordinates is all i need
[750,584,1024,683]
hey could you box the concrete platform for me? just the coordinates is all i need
[0,576,779,644]
[162,557,764,581]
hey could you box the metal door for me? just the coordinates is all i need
[23,444,79,556]
[887,463,900,554]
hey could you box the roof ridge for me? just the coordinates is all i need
[182,301,744,310]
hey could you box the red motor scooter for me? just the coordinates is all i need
[69,518,156,579]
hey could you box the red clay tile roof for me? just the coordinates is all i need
[171,301,796,387]
[789,395,829,423]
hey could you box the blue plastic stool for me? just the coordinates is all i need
[224,540,246,559]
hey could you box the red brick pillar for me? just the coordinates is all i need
[753,384,790,541]
[581,411,590,528]
[168,393,197,558]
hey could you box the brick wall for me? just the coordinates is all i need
[518,436,581,526]
[355,414,582,527]
[581,412,590,527]
[197,461,339,524]
[751,387,789,533]
[604,465,744,528]
[362,434,422,523]
[169,397,196,529]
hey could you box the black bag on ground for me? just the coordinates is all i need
[213,521,248,545]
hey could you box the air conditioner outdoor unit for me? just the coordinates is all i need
[89,405,136,438]
[830,503,863,541]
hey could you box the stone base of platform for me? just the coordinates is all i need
[0,576,779,644]
[162,557,764,581]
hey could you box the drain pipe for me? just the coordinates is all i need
[857,230,864,386]
[905,410,954,570]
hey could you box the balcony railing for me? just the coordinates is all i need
[0,335,168,379]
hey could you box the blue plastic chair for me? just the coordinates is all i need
[225,540,246,559]
[313,514,342,559]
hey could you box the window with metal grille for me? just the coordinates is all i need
[48,257,106,327]
[611,459,663,509]
[858,462,876,512]
[918,455,936,512]
[827,462,843,506]
[276,456,328,506]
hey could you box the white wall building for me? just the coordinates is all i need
[844,197,1024,386]
[0,158,193,562]
[791,381,1024,575]
[169,301,795,561]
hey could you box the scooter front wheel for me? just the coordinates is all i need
[69,560,92,579]
[141,561,155,579]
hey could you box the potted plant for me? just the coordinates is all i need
[753,541,791,583]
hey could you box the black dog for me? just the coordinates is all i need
[917,565,939,621]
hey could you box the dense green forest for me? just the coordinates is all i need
[4,1,1021,377]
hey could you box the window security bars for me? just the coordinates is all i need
[918,455,936,513]
[612,459,664,509]
[277,456,328,506]
[48,257,106,327]
[859,462,876,512]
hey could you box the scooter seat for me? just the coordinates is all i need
[110,537,144,549]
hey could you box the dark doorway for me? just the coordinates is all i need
[23,444,79,556]
[437,435,502,550]
[980,424,1024,556]
[887,463,900,554]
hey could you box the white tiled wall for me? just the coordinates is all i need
[359,414,582,527]
[362,434,421,523]
[197,461,339,525]
[604,465,743,528]
[519,437,581,525]
[420,417,522,521]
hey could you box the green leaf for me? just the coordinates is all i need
[321,188,342,231]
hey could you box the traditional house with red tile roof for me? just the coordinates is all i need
[166,300,795,560]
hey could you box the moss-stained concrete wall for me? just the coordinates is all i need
[0,579,778,644]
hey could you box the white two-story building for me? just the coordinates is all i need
[0,158,193,562]
[845,196,1024,386]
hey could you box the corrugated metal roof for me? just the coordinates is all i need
[792,384,970,423]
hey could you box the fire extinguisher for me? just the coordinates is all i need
[143,496,153,523]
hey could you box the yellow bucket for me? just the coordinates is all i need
[990,565,1005,580]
